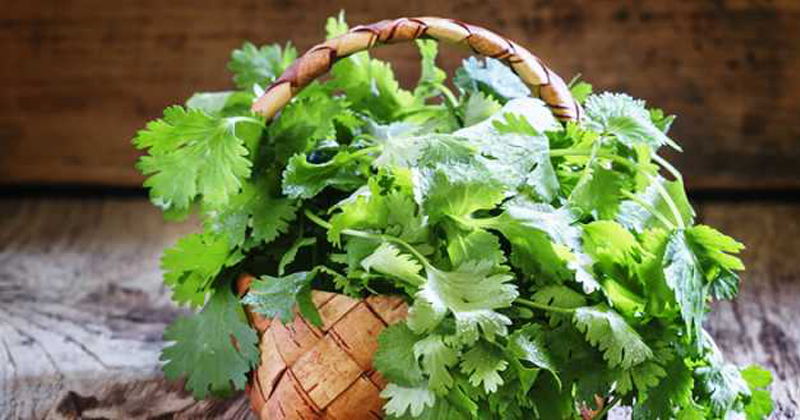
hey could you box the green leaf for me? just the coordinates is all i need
[633,356,694,419]
[134,106,262,212]
[328,179,426,247]
[387,391,472,420]
[533,285,588,326]
[282,151,364,199]
[495,198,601,291]
[186,91,236,114]
[663,230,706,344]
[325,10,349,39]
[486,211,570,283]
[329,46,416,122]
[210,178,297,249]
[454,57,530,102]
[570,80,593,103]
[637,228,677,317]
[616,359,668,396]
[677,404,706,420]
[460,341,508,393]
[502,198,582,250]
[584,92,680,151]
[361,242,425,286]
[582,220,641,276]
[569,165,624,220]
[573,304,653,369]
[650,108,677,134]
[696,362,750,415]
[461,92,501,127]
[532,374,575,419]
[407,260,518,345]
[617,177,695,232]
[414,334,461,393]
[687,225,745,272]
[278,237,316,276]
[381,383,437,417]
[161,286,259,399]
[422,164,505,225]
[374,323,425,387]
[227,42,296,90]
[446,229,505,268]
[507,326,560,387]
[489,101,561,135]
[533,284,588,308]
[457,99,560,195]
[741,366,775,420]
[268,84,359,163]
[241,271,322,327]
[374,134,473,169]
[386,390,472,420]
[161,232,232,307]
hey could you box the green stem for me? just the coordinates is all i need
[549,148,638,172]
[303,209,428,285]
[652,153,683,182]
[433,82,460,112]
[448,214,496,230]
[650,176,686,229]
[550,148,686,230]
[349,146,381,160]
[620,190,676,230]
[515,298,576,314]
[593,395,620,419]
[227,116,264,126]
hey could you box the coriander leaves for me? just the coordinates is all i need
[137,14,772,418]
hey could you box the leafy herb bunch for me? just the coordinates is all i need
[134,13,775,419]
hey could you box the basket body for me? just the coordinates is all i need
[242,285,407,420]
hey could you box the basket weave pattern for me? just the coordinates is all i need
[241,276,408,420]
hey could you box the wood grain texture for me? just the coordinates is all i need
[0,197,798,418]
[701,200,800,418]
[1,1,799,190]
[0,198,253,419]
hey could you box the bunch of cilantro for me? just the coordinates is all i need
[134,13,775,419]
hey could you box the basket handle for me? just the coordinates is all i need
[252,17,580,121]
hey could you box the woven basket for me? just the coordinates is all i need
[237,275,408,419]
[242,16,580,419]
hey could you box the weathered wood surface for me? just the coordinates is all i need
[2,1,800,190]
[0,197,798,419]
[0,199,252,419]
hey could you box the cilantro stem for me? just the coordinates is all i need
[303,209,428,285]
[350,146,381,160]
[550,148,686,229]
[303,209,333,229]
[592,395,620,419]
[433,82,460,112]
[650,176,686,230]
[226,116,264,126]
[652,153,683,182]
[549,148,637,171]
[515,297,575,314]
[620,190,676,230]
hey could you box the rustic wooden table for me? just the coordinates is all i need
[1,196,798,419]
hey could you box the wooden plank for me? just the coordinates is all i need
[1,1,799,190]
[0,197,798,418]
[0,198,252,419]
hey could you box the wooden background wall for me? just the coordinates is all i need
[1,0,799,191]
